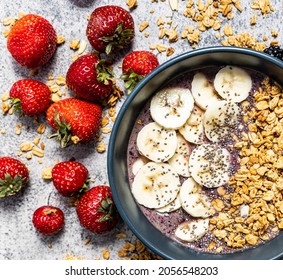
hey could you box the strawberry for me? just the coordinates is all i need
[86,5,135,54]
[9,78,51,117]
[46,98,102,148]
[121,50,159,93]
[0,157,29,198]
[32,205,64,236]
[66,53,114,103]
[76,185,119,234]
[7,14,57,69]
[52,161,89,197]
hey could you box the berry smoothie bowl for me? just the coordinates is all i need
[107,46,283,260]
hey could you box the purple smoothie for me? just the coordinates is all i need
[127,66,275,254]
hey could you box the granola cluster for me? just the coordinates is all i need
[209,78,283,251]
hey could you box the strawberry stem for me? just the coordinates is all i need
[48,111,74,148]
[0,173,27,198]
[95,60,114,85]
[79,182,89,195]
[101,22,134,55]
[44,209,57,215]
[121,69,145,93]
[9,97,23,116]
[98,197,115,222]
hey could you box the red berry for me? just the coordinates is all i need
[9,79,51,117]
[32,206,64,236]
[7,14,57,68]
[46,98,102,147]
[86,5,135,54]
[66,54,113,103]
[0,157,29,198]
[76,185,119,234]
[121,50,159,93]
[52,161,89,197]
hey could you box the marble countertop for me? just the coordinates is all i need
[0,0,282,260]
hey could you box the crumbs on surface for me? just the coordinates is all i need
[105,83,124,108]
[117,239,163,260]
[42,166,53,180]
[46,74,67,103]
[127,0,138,9]
[131,0,277,52]
[65,254,87,260]
[64,232,163,260]
[56,35,65,45]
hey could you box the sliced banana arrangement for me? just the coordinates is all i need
[136,122,177,163]
[156,194,182,213]
[191,72,221,110]
[167,133,191,177]
[131,162,181,209]
[179,106,204,144]
[189,143,231,189]
[150,87,194,129]
[179,177,215,218]
[214,65,252,102]
[203,100,241,142]
[175,219,209,242]
[130,65,253,244]
[131,156,149,176]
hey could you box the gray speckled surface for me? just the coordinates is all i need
[0,0,283,260]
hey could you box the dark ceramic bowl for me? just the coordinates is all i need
[107,46,283,260]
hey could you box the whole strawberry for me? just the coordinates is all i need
[76,185,119,234]
[32,205,64,236]
[52,161,89,197]
[0,157,29,198]
[121,50,159,93]
[46,98,102,147]
[9,79,51,117]
[86,5,135,54]
[66,54,114,103]
[7,14,57,69]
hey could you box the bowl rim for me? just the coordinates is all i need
[108,46,283,260]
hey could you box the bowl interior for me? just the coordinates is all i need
[108,46,283,260]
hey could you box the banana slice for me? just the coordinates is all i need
[175,219,209,242]
[132,156,149,176]
[191,72,221,110]
[179,177,214,218]
[156,194,182,213]
[189,144,231,188]
[203,100,241,142]
[179,106,204,144]
[168,133,191,177]
[136,122,177,162]
[132,162,181,209]
[214,65,252,102]
[150,87,194,129]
